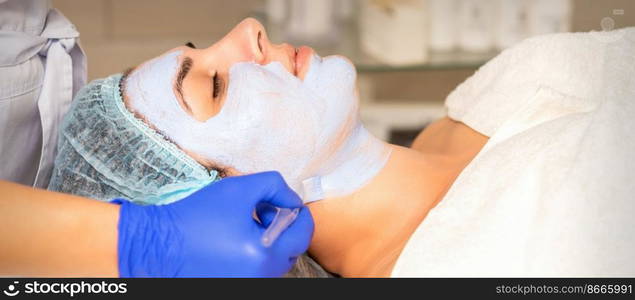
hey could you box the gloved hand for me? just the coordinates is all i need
[112,171,314,277]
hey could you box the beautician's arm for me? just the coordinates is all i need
[0,172,313,278]
[0,180,119,277]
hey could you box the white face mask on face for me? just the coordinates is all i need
[125,51,391,203]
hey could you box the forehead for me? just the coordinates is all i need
[134,49,184,73]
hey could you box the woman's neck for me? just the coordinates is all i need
[307,117,488,277]
[307,145,458,276]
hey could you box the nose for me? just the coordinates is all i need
[236,18,298,76]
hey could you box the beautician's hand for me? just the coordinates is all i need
[113,171,314,277]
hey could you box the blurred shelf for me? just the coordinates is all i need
[353,50,498,72]
[264,19,498,73]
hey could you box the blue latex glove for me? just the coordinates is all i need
[113,171,314,277]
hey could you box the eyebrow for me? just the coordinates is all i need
[175,56,193,114]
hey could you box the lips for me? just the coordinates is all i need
[293,47,299,76]
[294,46,314,80]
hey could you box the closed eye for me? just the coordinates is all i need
[257,31,263,54]
[212,71,221,99]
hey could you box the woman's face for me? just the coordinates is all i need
[153,18,317,122]
[124,18,375,200]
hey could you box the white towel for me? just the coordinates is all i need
[392,28,635,277]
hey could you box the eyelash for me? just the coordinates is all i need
[212,72,220,98]
[257,31,263,54]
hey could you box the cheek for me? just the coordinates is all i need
[253,93,320,149]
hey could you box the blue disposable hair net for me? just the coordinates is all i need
[48,74,219,205]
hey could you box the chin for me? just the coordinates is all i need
[324,55,358,85]
[326,55,356,70]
